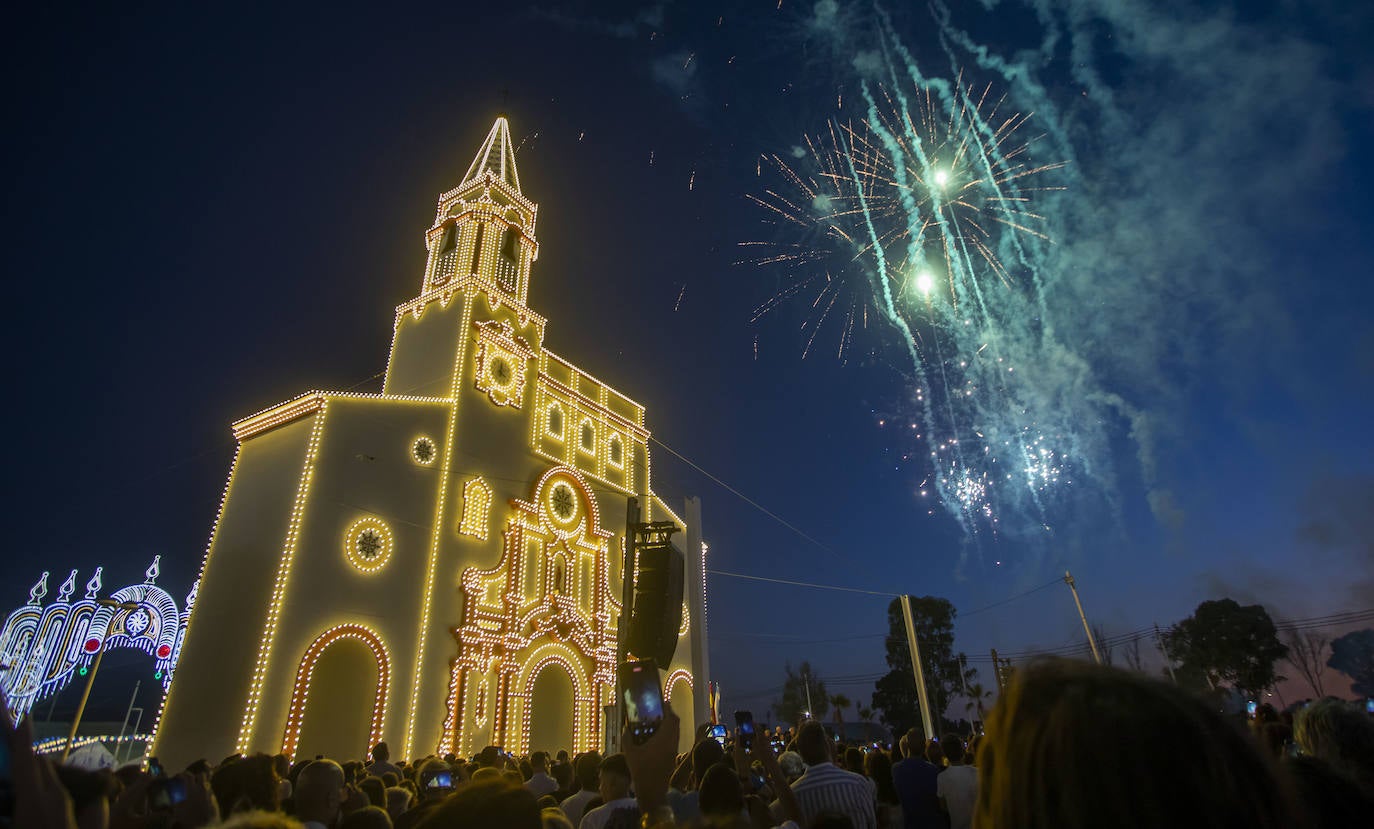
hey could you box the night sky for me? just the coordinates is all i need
[6,1,1374,725]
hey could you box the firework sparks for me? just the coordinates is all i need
[743,18,1093,538]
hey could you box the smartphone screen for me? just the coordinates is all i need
[1246,700,1258,717]
[147,756,165,778]
[1366,698,1374,714]
[150,778,186,810]
[619,659,663,744]
[426,770,453,789]
[710,723,728,746]
[734,710,755,738]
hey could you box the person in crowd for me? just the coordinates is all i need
[698,763,748,826]
[974,657,1302,829]
[777,751,806,785]
[214,754,283,816]
[394,758,454,829]
[891,728,944,829]
[560,751,603,827]
[294,759,347,829]
[963,736,981,768]
[218,811,306,829]
[552,756,576,801]
[358,775,386,808]
[274,754,294,804]
[579,754,638,829]
[776,720,877,829]
[844,747,865,774]
[1294,696,1374,790]
[525,750,560,797]
[340,804,393,829]
[864,749,902,829]
[384,786,413,822]
[415,778,541,828]
[1283,753,1374,827]
[367,743,402,780]
[52,765,114,829]
[542,806,577,829]
[934,735,975,829]
[666,733,726,822]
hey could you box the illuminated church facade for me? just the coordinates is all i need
[153,119,707,768]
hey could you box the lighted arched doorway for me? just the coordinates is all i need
[282,626,390,762]
[666,670,695,754]
[527,661,575,755]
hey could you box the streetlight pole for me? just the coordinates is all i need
[1063,571,1103,665]
[62,600,138,762]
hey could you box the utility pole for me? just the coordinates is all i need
[900,595,935,741]
[63,599,138,761]
[1063,571,1102,665]
[114,680,141,764]
[1153,622,1178,685]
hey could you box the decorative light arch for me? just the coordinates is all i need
[280,624,391,761]
[0,558,194,720]
[459,478,494,540]
[510,641,597,755]
[664,668,694,704]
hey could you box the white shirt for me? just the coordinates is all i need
[525,771,559,797]
[579,796,639,829]
[781,761,877,829]
[936,764,978,829]
[560,789,599,827]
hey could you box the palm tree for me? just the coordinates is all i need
[964,682,992,723]
[830,693,851,734]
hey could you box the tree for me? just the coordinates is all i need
[872,596,973,738]
[963,682,992,723]
[1327,628,1374,697]
[1163,599,1288,698]
[1282,630,1329,698]
[830,694,851,731]
[772,661,829,726]
[856,698,874,724]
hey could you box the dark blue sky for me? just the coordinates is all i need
[5,1,1373,721]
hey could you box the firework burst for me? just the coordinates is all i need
[744,27,1083,539]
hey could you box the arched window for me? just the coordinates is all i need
[432,225,457,285]
[496,226,520,291]
[469,223,485,276]
[580,421,594,453]
[547,405,563,438]
[458,479,493,540]
[609,436,623,467]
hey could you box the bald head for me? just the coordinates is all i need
[294,760,345,823]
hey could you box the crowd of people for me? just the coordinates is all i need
[4,658,1373,828]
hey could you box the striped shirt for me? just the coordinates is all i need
[782,761,878,829]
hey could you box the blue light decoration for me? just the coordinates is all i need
[0,557,196,721]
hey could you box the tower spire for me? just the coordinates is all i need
[461,117,521,192]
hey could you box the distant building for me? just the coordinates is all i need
[153,119,705,767]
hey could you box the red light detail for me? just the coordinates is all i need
[84,638,101,653]
[156,644,171,658]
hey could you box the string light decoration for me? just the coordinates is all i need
[236,407,329,754]
[458,479,493,540]
[447,466,617,755]
[153,118,705,766]
[664,668,693,704]
[279,623,391,760]
[412,436,437,465]
[0,559,194,720]
[345,517,395,573]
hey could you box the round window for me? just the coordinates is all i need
[345,517,394,573]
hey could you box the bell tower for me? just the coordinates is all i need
[383,117,543,398]
[419,117,538,304]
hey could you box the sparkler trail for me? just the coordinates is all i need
[745,9,1114,541]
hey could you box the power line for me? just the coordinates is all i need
[707,569,896,597]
